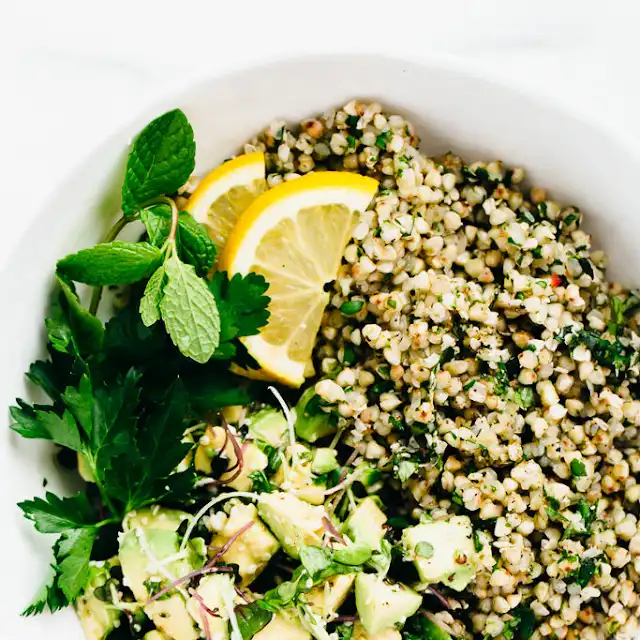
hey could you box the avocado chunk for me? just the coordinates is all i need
[210,501,279,586]
[144,632,168,640]
[248,408,288,446]
[195,426,268,490]
[294,387,338,443]
[75,560,121,640]
[355,573,422,636]
[119,507,204,640]
[345,497,387,552]
[352,621,402,640]
[186,573,233,639]
[258,492,325,559]
[271,444,326,505]
[304,573,355,619]
[401,516,477,591]
[312,448,339,475]
[253,609,311,640]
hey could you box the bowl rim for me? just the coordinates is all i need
[4,49,637,286]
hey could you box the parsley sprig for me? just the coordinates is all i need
[13,109,271,616]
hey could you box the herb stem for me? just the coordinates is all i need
[88,215,131,315]
[166,198,180,245]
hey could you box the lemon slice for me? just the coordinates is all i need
[186,152,266,255]
[220,172,378,386]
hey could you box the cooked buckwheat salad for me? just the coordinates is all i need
[12,100,640,640]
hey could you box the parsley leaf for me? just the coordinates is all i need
[513,386,536,409]
[56,278,104,356]
[21,563,66,616]
[55,528,96,601]
[10,406,83,451]
[502,605,537,640]
[210,271,270,354]
[57,242,164,286]
[609,295,625,335]
[567,555,601,587]
[18,492,96,534]
[121,109,196,216]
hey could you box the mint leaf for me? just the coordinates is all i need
[141,205,217,277]
[57,241,164,286]
[55,528,96,601]
[140,266,166,327]
[121,109,195,216]
[210,271,270,348]
[140,204,173,245]
[160,254,220,363]
[57,278,104,356]
[18,492,96,533]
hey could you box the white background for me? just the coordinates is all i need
[2,0,640,628]
[3,0,640,274]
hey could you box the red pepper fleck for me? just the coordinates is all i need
[551,273,562,288]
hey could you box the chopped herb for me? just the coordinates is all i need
[248,471,275,493]
[340,300,364,315]
[567,555,601,588]
[513,386,536,409]
[387,299,397,309]
[375,130,392,149]
[451,491,464,506]
[544,490,561,510]
[562,213,578,228]
[570,459,587,478]
[463,380,476,391]
[473,529,483,553]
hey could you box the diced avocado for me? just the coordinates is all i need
[305,573,355,619]
[353,621,402,640]
[312,448,339,474]
[186,573,233,639]
[210,501,279,586]
[248,408,288,446]
[401,516,477,592]
[272,444,326,505]
[144,632,168,640]
[355,573,422,636]
[253,609,311,640]
[119,507,204,640]
[75,560,121,640]
[122,507,191,533]
[258,492,325,559]
[221,404,247,424]
[147,595,199,640]
[345,497,387,552]
[295,387,337,443]
[195,426,268,491]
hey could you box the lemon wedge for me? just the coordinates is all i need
[220,172,378,386]
[186,152,266,255]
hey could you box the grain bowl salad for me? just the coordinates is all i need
[11,100,640,640]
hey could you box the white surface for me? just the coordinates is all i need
[3,0,640,635]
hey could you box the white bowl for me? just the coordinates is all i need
[2,54,639,637]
